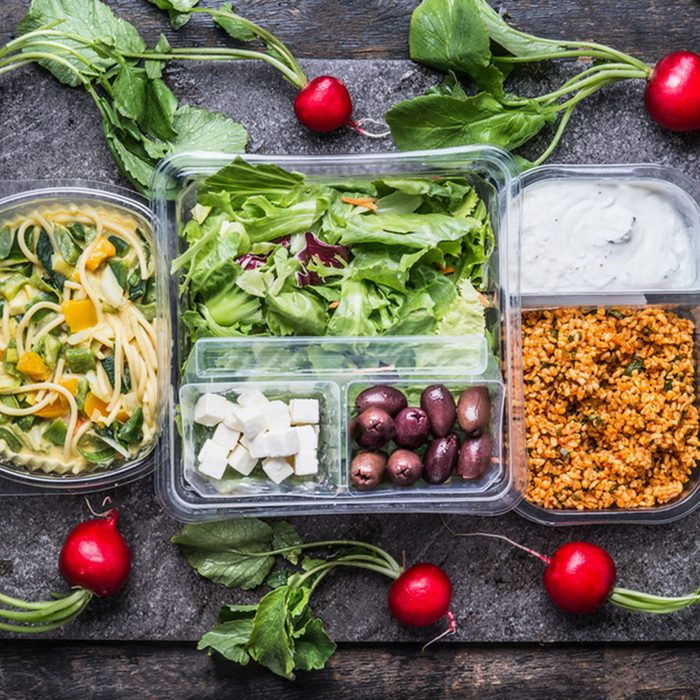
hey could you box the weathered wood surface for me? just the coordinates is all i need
[1,0,698,62]
[1,641,699,699]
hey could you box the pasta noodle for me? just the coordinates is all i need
[0,204,158,475]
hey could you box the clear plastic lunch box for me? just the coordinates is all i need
[151,149,700,524]
[516,164,700,525]
[150,147,527,520]
[0,181,170,495]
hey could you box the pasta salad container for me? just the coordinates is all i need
[0,181,170,494]
[151,146,527,520]
[515,164,700,525]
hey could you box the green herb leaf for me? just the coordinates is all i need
[386,92,553,151]
[292,616,336,672]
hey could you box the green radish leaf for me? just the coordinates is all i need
[409,0,504,95]
[218,604,259,622]
[145,34,171,79]
[424,70,469,100]
[146,0,200,29]
[292,616,336,671]
[170,105,248,153]
[386,92,554,151]
[213,3,258,41]
[270,521,303,565]
[245,587,296,680]
[19,0,146,87]
[112,64,146,121]
[473,0,568,57]
[265,570,290,589]
[172,518,277,589]
[198,619,254,665]
[140,78,178,141]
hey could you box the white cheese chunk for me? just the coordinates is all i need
[230,405,267,439]
[223,410,243,431]
[264,429,299,457]
[294,424,318,451]
[237,389,270,408]
[227,444,257,476]
[289,399,319,425]
[194,393,235,427]
[211,423,241,452]
[294,448,319,476]
[197,439,229,480]
[248,433,271,459]
[266,400,291,432]
[239,434,252,451]
[262,457,294,484]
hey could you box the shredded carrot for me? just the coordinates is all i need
[439,266,455,275]
[341,196,378,211]
[328,301,340,310]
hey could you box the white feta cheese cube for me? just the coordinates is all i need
[264,429,299,457]
[230,405,267,439]
[211,423,241,451]
[197,439,229,480]
[294,425,318,451]
[239,434,252,451]
[266,400,291,432]
[289,399,319,425]
[223,410,243,431]
[237,389,269,408]
[248,433,271,459]
[227,444,258,476]
[294,448,319,476]
[193,393,235,426]
[262,457,294,484]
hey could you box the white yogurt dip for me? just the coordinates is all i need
[521,179,698,293]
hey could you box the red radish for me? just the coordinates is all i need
[645,51,700,132]
[59,508,132,597]
[294,75,353,132]
[445,525,700,616]
[543,542,616,614]
[388,562,453,627]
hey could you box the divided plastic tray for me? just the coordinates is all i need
[151,146,526,520]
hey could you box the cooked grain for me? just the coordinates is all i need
[522,306,700,510]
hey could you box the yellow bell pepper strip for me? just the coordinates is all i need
[35,378,79,419]
[84,391,109,422]
[85,237,116,271]
[16,352,50,382]
[62,299,98,333]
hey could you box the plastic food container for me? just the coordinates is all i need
[516,164,700,525]
[151,146,527,520]
[0,181,170,495]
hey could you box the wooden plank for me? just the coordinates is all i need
[0,641,698,698]
[0,0,697,62]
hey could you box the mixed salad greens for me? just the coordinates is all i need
[173,159,494,342]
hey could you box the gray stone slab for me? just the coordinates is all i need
[0,59,698,643]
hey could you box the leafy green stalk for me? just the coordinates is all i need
[0,588,92,634]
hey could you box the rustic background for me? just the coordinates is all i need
[0,1,699,696]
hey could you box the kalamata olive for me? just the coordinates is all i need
[456,386,491,436]
[356,408,395,448]
[350,451,387,490]
[457,433,492,479]
[386,449,423,487]
[394,407,431,449]
[355,385,408,417]
[422,433,459,484]
[420,384,457,437]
